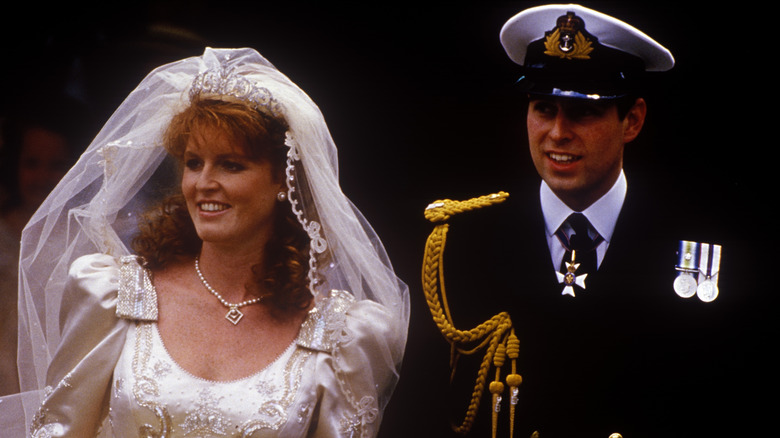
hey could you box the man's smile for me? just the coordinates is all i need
[547,152,582,164]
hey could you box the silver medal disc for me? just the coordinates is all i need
[673,273,697,298]
[696,280,719,302]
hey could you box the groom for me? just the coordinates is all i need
[383,4,762,438]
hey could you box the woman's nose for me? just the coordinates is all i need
[195,165,219,190]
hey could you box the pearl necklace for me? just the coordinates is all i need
[194,257,265,325]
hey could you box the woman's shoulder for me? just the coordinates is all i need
[67,253,158,322]
[64,253,122,308]
[296,290,397,353]
[294,291,402,436]
[68,252,120,277]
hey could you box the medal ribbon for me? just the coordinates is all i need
[675,240,700,273]
[699,243,721,279]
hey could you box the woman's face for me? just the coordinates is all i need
[181,125,284,250]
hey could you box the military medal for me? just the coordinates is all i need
[696,280,718,303]
[673,274,698,298]
[673,240,722,302]
[557,250,587,297]
[696,243,721,303]
[674,240,700,298]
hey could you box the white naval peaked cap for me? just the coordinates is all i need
[499,4,675,99]
[500,4,674,72]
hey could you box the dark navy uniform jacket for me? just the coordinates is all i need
[381,170,771,438]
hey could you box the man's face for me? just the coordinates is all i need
[526,96,645,211]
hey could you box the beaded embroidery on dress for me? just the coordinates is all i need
[108,257,368,438]
[29,254,390,437]
[110,322,314,437]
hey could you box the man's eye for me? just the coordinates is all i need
[532,102,556,116]
[567,105,605,120]
[574,108,596,118]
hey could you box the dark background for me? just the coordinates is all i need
[1,0,765,434]
[1,0,762,280]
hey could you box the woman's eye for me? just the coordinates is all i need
[223,161,246,172]
[184,158,202,170]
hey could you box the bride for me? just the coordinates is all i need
[2,47,409,437]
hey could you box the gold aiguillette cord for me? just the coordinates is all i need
[422,191,522,437]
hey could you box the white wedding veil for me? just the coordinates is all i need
[0,47,409,436]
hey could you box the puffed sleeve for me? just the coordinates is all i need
[304,291,402,438]
[31,253,130,437]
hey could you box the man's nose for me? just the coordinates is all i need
[548,112,574,143]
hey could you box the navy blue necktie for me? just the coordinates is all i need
[557,213,601,277]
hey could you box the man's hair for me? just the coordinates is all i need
[524,93,642,121]
[615,95,641,120]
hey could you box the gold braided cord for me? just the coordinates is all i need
[422,192,520,437]
[423,192,509,223]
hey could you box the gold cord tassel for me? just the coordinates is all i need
[422,192,520,436]
[505,331,522,437]
[491,342,507,438]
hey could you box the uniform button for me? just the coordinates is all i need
[609,433,623,438]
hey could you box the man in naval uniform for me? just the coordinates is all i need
[381,4,768,438]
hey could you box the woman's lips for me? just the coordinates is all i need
[198,202,230,212]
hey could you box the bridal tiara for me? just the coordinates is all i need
[188,58,284,118]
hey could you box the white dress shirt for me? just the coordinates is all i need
[540,170,627,272]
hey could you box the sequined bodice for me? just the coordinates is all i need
[109,322,315,437]
[29,254,399,438]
